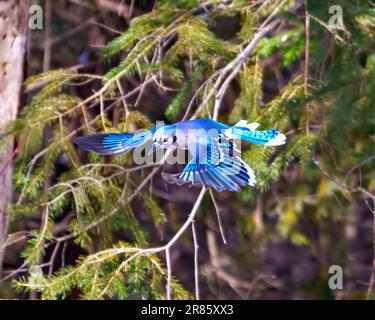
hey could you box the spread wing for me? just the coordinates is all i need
[162,134,256,192]
[75,130,153,155]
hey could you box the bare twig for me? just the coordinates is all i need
[116,80,130,116]
[100,93,108,132]
[212,19,281,120]
[309,14,347,44]
[209,189,227,244]
[48,241,60,276]
[90,20,122,35]
[165,247,172,300]
[51,18,94,46]
[192,220,200,300]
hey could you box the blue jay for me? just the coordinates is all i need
[75,119,286,192]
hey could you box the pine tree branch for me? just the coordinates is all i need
[14,188,207,299]
[16,78,154,205]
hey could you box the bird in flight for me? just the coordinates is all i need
[75,119,286,192]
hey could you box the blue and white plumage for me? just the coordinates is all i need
[75,119,286,192]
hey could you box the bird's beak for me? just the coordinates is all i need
[148,142,159,155]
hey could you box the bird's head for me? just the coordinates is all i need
[150,125,177,153]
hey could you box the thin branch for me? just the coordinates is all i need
[165,247,172,300]
[345,155,375,182]
[116,79,130,116]
[209,189,227,244]
[61,241,68,268]
[309,13,346,44]
[48,241,60,276]
[212,19,281,120]
[192,220,200,300]
[163,188,206,250]
[51,18,94,45]
[100,252,141,298]
[100,93,108,132]
[90,20,122,35]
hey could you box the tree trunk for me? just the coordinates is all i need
[0,0,29,276]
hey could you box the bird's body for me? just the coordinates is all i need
[75,119,286,192]
[176,118,229,131]
[153,119,229,150]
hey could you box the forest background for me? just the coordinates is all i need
[0,0,374,300]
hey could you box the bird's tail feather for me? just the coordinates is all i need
[226,121,286,146]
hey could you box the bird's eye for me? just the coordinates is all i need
[172,135,177,143]
[163,138,168,143]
